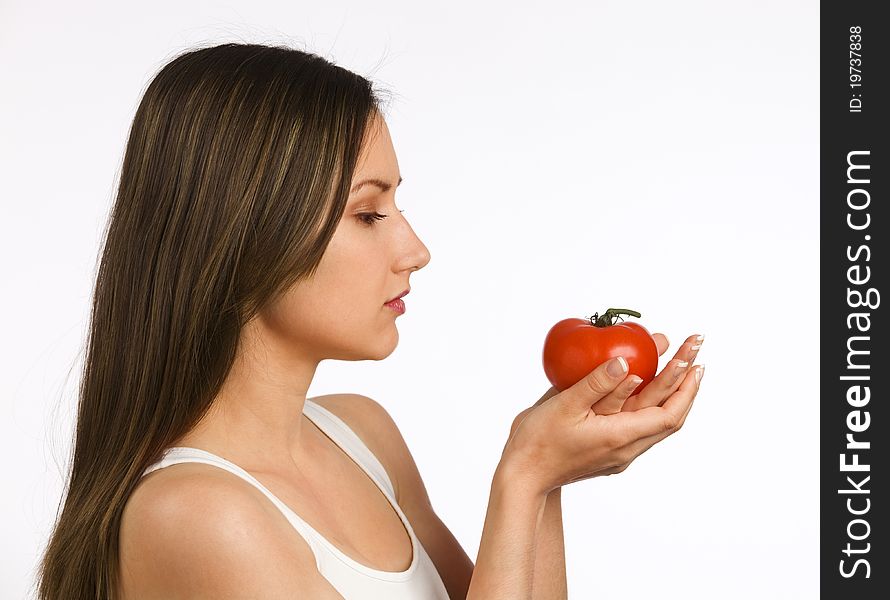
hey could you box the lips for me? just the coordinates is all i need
[385,288,410,304]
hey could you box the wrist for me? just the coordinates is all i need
[494,452,550,502]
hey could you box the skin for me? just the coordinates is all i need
[174,113,431,474]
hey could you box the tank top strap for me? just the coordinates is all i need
[141,446,328,568]
[139,404,450,596]
[303,398,397,500]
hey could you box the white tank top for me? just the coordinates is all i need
[141,398,451,600]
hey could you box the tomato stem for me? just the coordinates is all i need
[588,308,642,327]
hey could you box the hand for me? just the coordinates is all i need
[620,333,704,412]
[501,332,705,496]
[504,333,700,439]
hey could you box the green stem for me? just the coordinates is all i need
[589,308,642,327]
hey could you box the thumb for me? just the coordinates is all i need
[559,356,628,413]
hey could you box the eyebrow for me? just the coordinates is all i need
[350,175,403,195]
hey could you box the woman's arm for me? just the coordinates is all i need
[465,459,548,600]
[483,336,702,599]
[504,389,567,599]
[532,488,568,599]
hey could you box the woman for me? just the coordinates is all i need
[36,42,704,599]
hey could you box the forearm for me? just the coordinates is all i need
[466,462,548,600]
[532,487,568,599]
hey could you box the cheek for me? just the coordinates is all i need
[263,275,387,348]
[259,232,391,350]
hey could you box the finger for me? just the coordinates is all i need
[623,334,703,411]
[685,333,704,366]
[558,356,629,415]
[618,364,704,456]
[623,357,691,411]
[651,333,669,356]
[675,365,704,425]
[653,334,704,405]
[604,363,702,441]
[590,374,644,415]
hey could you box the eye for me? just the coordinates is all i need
[357,212,388,226]
[357,209,405,226]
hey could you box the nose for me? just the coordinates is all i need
[399,220,431,273]
[408,234,431,273]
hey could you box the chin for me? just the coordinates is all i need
[370,326,400,360]
[338,327,399,362]
[375,330,400,360]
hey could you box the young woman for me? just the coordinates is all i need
[36,42,704,600]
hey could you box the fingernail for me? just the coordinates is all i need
[695,334,705,343]
[629,376,643,389]
[607,356,628,378]
[695,365,705,383]
[674,360,689,378]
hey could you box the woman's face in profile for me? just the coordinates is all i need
[260,113,431,361]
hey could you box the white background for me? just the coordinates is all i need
[1,1,818,598]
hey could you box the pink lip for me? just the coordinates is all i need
[384,288,410,304]
[384,298,406,314]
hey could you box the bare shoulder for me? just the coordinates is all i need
[309,394,409,502]
[119,464,342,599]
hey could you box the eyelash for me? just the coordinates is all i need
[358,209,405,226]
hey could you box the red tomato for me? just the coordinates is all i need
[542,308,659,393]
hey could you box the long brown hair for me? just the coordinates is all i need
[35,42,389,599]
